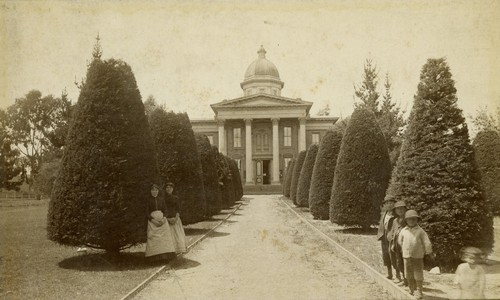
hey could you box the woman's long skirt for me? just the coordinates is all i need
[169,215,187,254]
[145,218,176,260]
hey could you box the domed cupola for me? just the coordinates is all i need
[241,46,284,96]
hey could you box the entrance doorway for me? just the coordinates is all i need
[262,160,270,185]
[255,159,271,185]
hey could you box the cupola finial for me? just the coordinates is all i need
[258,45,266,58]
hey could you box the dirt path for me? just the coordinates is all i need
[134,195,391,300]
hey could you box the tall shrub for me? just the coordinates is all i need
[330,108,391,228]
[149,109,206,224]
[290,150,307,205]
[229,159,243,200]
[385,58,493,268]
[309,130,343,220]
[221,156,237,207]
[296,144,319,207]
[474,130,500,215]
[283,159,295,198]
[48,58,158,253]
[195,133,221,216]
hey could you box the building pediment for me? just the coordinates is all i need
[211,94,313,109]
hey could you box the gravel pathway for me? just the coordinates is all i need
[134,195,391,300]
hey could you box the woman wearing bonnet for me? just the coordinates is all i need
[145,184,176,263]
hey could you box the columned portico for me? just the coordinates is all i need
[245,118,253,184]
[218,119,226,155]
[298,117,306,152]
[271,118,280,184]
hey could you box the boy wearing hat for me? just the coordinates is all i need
[454,246,485,299]
[377,197,396,279]
[398,210,434,299]
[389,201,407,285]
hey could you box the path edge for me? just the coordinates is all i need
[279,196,416,300]
[120,201,244,300]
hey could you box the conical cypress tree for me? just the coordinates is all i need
[330,108,391,228]
[309,130,343,220]
[221,156,237,207]
[386,58,493,268]
[195,133,221,216]
[296,144,319,207]
[229,159,243,200]
[474,130,500,216]
[48,58,158,253]
[283,159,295,198]
[149,110,206,224]
[290,150,307,205]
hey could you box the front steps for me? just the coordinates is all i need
[243,184,282,195]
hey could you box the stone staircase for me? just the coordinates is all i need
[243,184,282,195]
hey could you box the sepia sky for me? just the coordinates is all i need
[1,0,499,121]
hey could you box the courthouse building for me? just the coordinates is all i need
[191,46,337,190]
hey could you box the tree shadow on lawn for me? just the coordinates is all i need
[169,256,201,270]
[58,251,155,271]
[184,228,230,238]
[335,227,377,235]
[205,216,238,224]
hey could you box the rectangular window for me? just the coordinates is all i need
[207,135,214,145]
[312,133,320,145]
[284,127,292,147]
[233,128,241,148]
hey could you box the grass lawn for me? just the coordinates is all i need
[0,198,240,300]
[281,196,500,300]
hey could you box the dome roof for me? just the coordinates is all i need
[244,46,280,79]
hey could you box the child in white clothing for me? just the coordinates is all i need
[454,247,485,299]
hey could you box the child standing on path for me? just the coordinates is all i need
[389,201,407,286]
[454,246,486,299]
[377,198,396,279]
[398,210,434,299]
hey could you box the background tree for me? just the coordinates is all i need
[143,95,167,118]
[195,133,221,216]
[354,59,380,115]
[0,109,23,190]
[317,104,331,116]
[4,90,72,187]
[385,58,493,269]
[283,159,295,198]
[330,108,391,228]
[33,159,60,197]
[309,130,343,220]
[48,58,158,253]
[149,109,206,224]
[290,150,307,205]
[473,130,500,216]
[470,106,500,137]
[354,60,406,168]
[296,144,319,207]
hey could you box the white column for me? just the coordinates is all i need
[217,119,226,155]
[272,118,280,184]
[245,118,253,184]
[298,117,306,152]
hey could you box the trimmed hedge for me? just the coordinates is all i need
[474,130,500,215]
[309,130,343,220]
[290,150,307,205]
[283,159,295,197]
[330,108,391,228]
[222,156,237,207]
[229,158,243,201]
[385,58,493,269]
[195,133,221,216]
[48,58,158,252]
[149,109,206,225]
[296,144,319,207]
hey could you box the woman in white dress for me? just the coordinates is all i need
[165,182,187,254]
[145,184,176,263]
